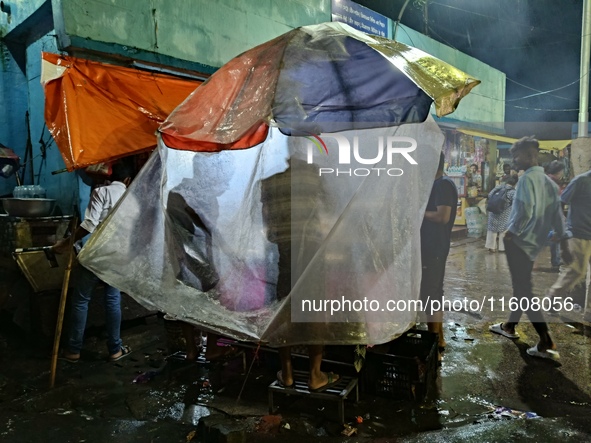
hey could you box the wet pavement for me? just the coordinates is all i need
[1,237,590,442]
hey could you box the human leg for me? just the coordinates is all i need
[501,237,534,334]
[421,255,447,349]
[548,238,591,300]
[504,238,555,351]
[180,322,201,361]
[550,241,561,268]
[485,231,497,252]
[498,231,507,252]
[103,282,123,357]
[277,346,294,387]
[204,333,239,361]
[65,266,98,358]
[307,345,339,391]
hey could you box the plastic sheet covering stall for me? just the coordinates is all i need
[80,120,442,346]
[78,22,478,346]
[41,52,200,170]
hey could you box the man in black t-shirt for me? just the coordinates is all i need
[420,152,458,355]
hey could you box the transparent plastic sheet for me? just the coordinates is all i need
[79,117,443,346]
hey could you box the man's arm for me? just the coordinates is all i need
[507,177,534,235]
[52,225,91,254]
[424,180,455,224]
[424,205,452,224]
[560,176,577,205]
[52,187,104,254]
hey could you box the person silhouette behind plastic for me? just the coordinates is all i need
[260,157,339,391]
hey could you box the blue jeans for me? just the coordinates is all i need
[68,265,122,355]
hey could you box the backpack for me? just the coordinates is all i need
[486,186,509,214]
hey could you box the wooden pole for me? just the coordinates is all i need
[49,217,78,389]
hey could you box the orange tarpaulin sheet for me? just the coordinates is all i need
[42,53,201,170]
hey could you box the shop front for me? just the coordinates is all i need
[439,128,496,235]
[444,127,572,236]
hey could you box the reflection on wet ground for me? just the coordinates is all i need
[0,238,590,442]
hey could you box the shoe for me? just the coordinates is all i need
[526,345,559,360]
[489,323,519,339]
[58,352,80,364]
[308,372,340,392]
[551,266,560,273]
[108,345,131,362]
[488,249,496,253]
[276,370,294,389]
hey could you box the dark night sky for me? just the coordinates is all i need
[355,0,585,138]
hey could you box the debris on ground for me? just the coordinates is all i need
[255,414,282,434]
[341,424,357,436]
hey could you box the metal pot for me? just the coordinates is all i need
[1,198,56,217]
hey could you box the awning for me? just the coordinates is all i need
[41,53,202,170]
[458,128,571,151]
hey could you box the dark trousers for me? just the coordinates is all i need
[504,237,549,337]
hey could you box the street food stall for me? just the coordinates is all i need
[39,22,479,400]
[78,22,479,347]
[0,53,203,335]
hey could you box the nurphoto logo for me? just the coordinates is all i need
[305,134,418,176]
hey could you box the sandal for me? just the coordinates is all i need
[108,345,131,362]
[527,344,560,360]
[58,352,80,364]
[308,372,340,392]
[489,323,519,339]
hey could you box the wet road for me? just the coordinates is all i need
[0,237,590,442]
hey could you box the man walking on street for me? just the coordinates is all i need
[547,167,591,320]
[489,137,571,359]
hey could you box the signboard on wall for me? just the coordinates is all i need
[331,0,389,38]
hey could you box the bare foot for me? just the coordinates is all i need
[308,371,340,391]
[277,370,293,388]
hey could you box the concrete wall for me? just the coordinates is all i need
[396,24,505,131]
[59,0,331,68]
[0,43,28,197]
[0,0,47,33]
[1,0,505,204]
[26,34,78,213]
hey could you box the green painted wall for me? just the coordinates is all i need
[60,0,331,68]
[395,24,505,130]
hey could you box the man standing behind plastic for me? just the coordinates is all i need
[420,152,458,356]
[489,137,570,359]
[53,161,133,363]
[547,167,591,320]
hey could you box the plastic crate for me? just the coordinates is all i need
[364,329,438,401]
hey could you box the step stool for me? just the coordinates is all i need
[268,370,359,424]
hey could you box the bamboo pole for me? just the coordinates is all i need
[49,217,78,389]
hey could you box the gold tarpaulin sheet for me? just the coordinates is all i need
[41,53,201,170]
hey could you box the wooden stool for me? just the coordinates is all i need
[268,370,359,424]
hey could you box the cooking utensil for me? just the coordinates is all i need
[1,198,56,217]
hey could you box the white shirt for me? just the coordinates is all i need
[80,181,127,234]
